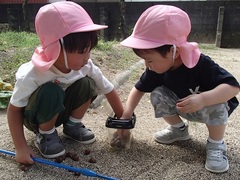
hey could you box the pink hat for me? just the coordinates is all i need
[121,5,201,68]
[32,1,107,71]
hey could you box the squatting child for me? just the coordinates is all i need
[119,5,239,173]
[7,1,123,165]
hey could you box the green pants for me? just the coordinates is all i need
[23,77,97,133]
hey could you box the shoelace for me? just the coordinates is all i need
[208,149,223,160]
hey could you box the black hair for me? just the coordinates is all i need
[133,45,172,58]
[61,31,98,53]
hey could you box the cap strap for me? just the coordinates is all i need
[172,45,176,65]
[60,38,69,69]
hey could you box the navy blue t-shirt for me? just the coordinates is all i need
[135,54,239,115]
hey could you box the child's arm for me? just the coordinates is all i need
[7,104,35,164]
[107,87,144,149]
[122,87,145,119]
[105,89,124,118]
[177,84,239,113]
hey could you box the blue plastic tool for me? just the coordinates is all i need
[0,149,119,180]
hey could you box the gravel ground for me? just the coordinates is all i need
[0,47,239,180]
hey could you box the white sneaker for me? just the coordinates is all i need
[153,125,190,144]
[205,142,229,173]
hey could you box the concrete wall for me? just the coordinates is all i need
[0,1,239,48]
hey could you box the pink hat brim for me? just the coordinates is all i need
[72,24,108,33]
[120,35,164,49]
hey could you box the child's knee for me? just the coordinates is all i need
[72,77,97,98]
[63,77,97,111]
[38,82,64,102]
[206,103,229,125]
[79,76,96,91]
[150,86,178,106]
[150,86,179,118]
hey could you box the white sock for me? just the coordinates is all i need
[67,116,82,126]
[207,137,224,144]
[39,127,55,135]
[171,121,185,130]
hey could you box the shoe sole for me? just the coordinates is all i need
[205,164,229,173]
[34,141,66,159]
[63,133,96,144]
[153,135,191,144]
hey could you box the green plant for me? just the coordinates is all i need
[198,43,217,50]
[95,39,116,51]
[0,31,39,84]
[0,31,39,49]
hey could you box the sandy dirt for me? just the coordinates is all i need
[0,45,239,180]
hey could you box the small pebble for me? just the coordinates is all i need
[74,172,81,176]
[84,149,91,155]
[55,156,65,163]
[65,152,79,161]
[65,152,73,158]
[19,164,31,171]
[71,154,79,161]
[88,157,96,163]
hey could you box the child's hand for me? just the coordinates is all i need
[176,94,204,113]
[109,129,132,149]
[15,145,35,165]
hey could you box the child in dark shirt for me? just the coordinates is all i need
[119,5,239,173]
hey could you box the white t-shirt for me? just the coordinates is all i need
[10,59,114,107]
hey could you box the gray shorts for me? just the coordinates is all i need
[150,86,229,126]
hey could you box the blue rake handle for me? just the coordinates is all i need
[0,149,119,180]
